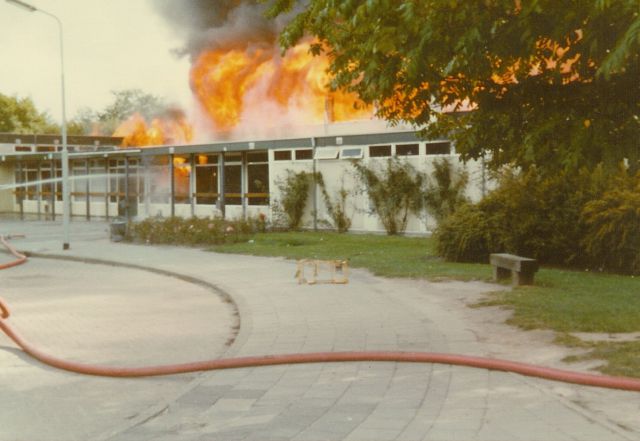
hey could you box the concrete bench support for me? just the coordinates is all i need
[490,253,539,286]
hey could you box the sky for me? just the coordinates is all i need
[0,0,193,123]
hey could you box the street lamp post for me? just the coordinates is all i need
[6,0,71,250]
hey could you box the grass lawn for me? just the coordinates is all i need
[211,231,640,377]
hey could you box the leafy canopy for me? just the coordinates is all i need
[0,93,59,134]
[267,0,640,173]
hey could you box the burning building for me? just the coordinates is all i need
[0,122,489,234]
[0,1,490,233]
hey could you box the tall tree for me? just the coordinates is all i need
[267,0,640,173]
[97,89,166,135]
[0,93,59,134]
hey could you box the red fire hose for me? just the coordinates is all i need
[0,235,27,270]
[0,238,639,391]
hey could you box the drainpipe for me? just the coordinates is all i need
[312,137,318,231]
[169,152,175,217]
[219,153,226,219]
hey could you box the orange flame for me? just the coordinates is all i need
[114,112,194,147]
[190,42,372,132]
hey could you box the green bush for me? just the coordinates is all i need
[435,166,612,266]
[316,173,352,233]
[435,203,500,262]
[423,158,469,225]
[353,158,425,235]
[126,216,256,246]
[273,170,313,230]
[582,178,640,274]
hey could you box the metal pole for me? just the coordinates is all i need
[125,156,130,221]
[7,1,72,249]
[85,160,90,220]
[36,161,41,219]
[169,154,175,217]
[311,137,318,231]
[189,153,195,218]
[50,159,56,221]
[104,158,109,220]
[17,161,24,220]
[219,153,226,219]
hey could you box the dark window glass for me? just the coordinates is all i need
[396,144,419,156]
[369,145,391,157]
[15,146,31,152]
[224,164,242,205]
[197,154,218,165]
[224,152,242,162]
[248,163,269,205]
[196,166,218,205]
[295,149,313,160]
[274,150,292,161]
[426,141,451,155]
[248,151,268,163]
[173,156,190,204]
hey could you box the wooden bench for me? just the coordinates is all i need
[490,253,538,286]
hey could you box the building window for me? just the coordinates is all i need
[173,155,191,204]
[426,141,451,155]
[248,151,268,163]
[195,162,218,205]
[274,150,292,161]
[369,145,391,157]
[224,164,242,205]
[314,147,340,160]
[148,156,170,204]
[295,149,313,160]
[89,159,106,202]
[396,143,419,156]
[340,147,363,159]
[71,160,87,202]
[248,151,269,206]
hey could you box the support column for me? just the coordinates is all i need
[36,161,41,220]
[311,137,318,231]
[242,151,247,220]
[169,154,175,217]
[104,158,109,220]
[125,156,130,221]
[50,160,56,221]
[219,153,225,219]
[17,161,24,221]
[189,153,195,218]
[85,159,90,220]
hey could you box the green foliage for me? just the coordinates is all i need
[435,203,500,263]
[268,0,640,173]
[423,158,469,225]
[581,172,640,274]
[67,89,167,136]
[435,166,615,266]
[273,170,313,230]
[316,173,352,233]
[352,158,425,235]
[126,216,256,246]
[0,93,59,134]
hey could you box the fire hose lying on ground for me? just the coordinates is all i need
[1,235,639,391]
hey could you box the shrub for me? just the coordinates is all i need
[126,216,255,246]
[582,174,640,274]
[423,157,469,225]
[316,173,352,233]
[273,170,313,230]
[435,203,501,262]
[435,165,612,265]
[353,158,425,235]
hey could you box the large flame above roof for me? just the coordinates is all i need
[190,42,372,133]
